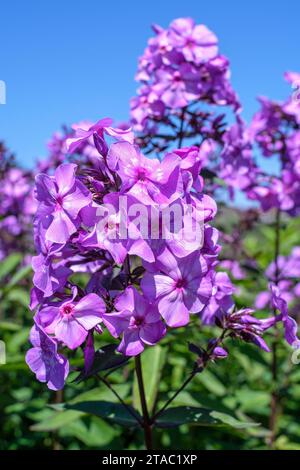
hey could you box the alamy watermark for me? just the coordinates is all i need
[94,196,205,249]
[0,80,6,104]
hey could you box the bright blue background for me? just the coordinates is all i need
[0,0,298,167]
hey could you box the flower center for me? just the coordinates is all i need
[173,71,182,83]
[186,37,195,49]
[55,195,64,211]
[176,278,186,289]
[133,317,144,327]
[61,303,74,316]
[136,168,148,181]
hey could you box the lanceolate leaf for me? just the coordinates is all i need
[155,406,260,429]
[63,401,142,427]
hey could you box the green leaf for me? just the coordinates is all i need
[133,345,167,414]
[6,287,30,306]
[0,253,22,282]
[195,369,226,396]
[63,400,141,427]
[0,321,21,331]
[5,264,32,289]
[58,416,117,447]
[235,389,270,415]
[74,344,129,382]
[70,384,130,405]
[156,406,260,430]
[31,410,83,432]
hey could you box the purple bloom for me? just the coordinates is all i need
[141,248,212,327]
[26,323,69,390]
[218,308,271,352]
[103,286,166,356]
[81,192,155,264]
[36,292,105,349]
[130,18,239,135]
[169,18,218,64]
[66,118,134,154]
[31,250,72,301]
[153,64,200,108]
[107,141,183,205]
[270,284,300,347]
[35,163,92,244]
[201,271,235,325]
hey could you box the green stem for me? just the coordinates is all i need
[152,372,196,423]
[97,375,143,427]
[134,355,153,450]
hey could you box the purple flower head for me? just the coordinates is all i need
[107,141,183,205]
[130,18,239,134]
[169,18,218,64]
[31,248,72,302]
[35,163,92,244]
[141,247,212,327]
[66,118,134,154]
[218,307,271,352]
[81,192,155,264]
[270,284,300,347]
[201,271,235,325]
[26,323,69,390]
[153,64,201,108]
[103,286,166,356]
[36,291,105,349]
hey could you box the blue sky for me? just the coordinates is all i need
[0,0,299,167]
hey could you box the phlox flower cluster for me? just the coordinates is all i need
[26,117,276,390]
[245,73,300,215]
[130,17,239,155]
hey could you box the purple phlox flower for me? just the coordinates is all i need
[247,172,300,215]
[153,64,200,108]
[26,323,69,390]
[31,241,72,307]
[35,290,105,350]
[207,339,228,360]
[149,196,217,259]
[211,345,228,359]
[219,260,246,280]
[35,163,92,244]
[270,284,300,347]
[169,17,218,64]
[130,86,165,130]
[165,146,204,192]
[267,247,300,280]
[220,120,258,191]
[102,286,166,356]
[107,141,183,205]
[219,307,271,352]
[201,271,235,325]
[141,247,212,327]
[81,192,155,264]
[66,118,134,154]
